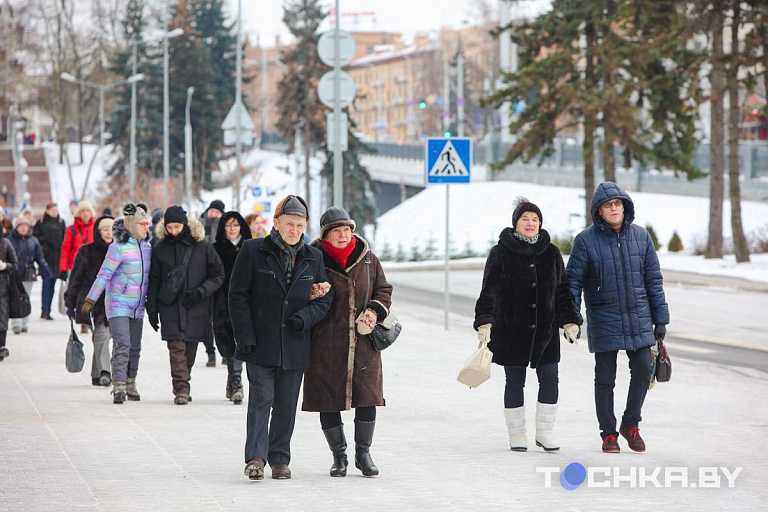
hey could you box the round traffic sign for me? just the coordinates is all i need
[317,30,356,67]
[317,71,357,109]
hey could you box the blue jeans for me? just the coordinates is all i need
[41,275,56,313]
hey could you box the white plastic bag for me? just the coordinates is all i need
[457,341,492,388]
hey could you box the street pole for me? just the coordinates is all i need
[99,86,105,171]
[261,38,268,148]
[185,87,194,212]
[130,38,138,196]
[163,35,170,205]
[442,45,452,330]
[457,45,464,139]
[234,0,243,211]
[332,0,343,207]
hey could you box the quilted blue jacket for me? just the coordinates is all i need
[566,183,669,353]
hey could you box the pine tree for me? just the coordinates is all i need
[646,225,660,251]
[668,231,684,252]
[320,127,378,227]
[484,0,702,227]
[276,0,328,205]
[108,0,165,186]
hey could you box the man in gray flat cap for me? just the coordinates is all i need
[229,194,332,481]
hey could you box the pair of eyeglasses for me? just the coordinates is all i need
[600,200,623,210]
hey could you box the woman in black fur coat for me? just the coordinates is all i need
[474,198,580,452]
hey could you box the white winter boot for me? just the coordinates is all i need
[535,402,560,451]
[503,407,527,452]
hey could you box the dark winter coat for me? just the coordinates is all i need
[566,182,670,353]
[0,235,19,331]
[64,215,113,327]
[9,229,50,282]
[33,213,66,274]
[60,217,95,272]
[147,217,225,343]
[474,228,580,368]
[212,212,251,353]
[302,235,393,412]
[229,235,333,370]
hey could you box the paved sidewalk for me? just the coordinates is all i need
[0,287,766,511]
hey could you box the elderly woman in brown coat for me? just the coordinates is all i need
[303,206,393,478]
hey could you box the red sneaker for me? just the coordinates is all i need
[620,426,646,452]
[602,434,620,453]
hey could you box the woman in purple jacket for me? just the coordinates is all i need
[83,204,152,404]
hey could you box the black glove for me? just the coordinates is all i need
[66,306,75,319]
[182,289,204,310]
[148,310,160,332]
[286,315,304,332]
[59,271,68,282]
[654,324,666,342]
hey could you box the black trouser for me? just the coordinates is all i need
[594,346,653,439]
[0,329,7,348]
[244,363,304,466]
[319,406,376,430]
[203,338,215,356]
[503,363,559,408]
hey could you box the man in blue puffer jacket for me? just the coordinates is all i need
[567,182,669,454]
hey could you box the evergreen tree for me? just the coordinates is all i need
[484,0,701,226]
[320,127,378,227]
[668,231,684,252]
[276,0,328,205]
[108,0,165,185]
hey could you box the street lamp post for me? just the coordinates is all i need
[163,27,185,205]
[60,72,144,177]
[185,87,195,212]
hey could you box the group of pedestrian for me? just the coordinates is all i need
[474,182,669,455]
[0,180,668,480]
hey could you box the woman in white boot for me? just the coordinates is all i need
[474,198,581,451]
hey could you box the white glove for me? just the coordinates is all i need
[356,309,377,335]
[564,323,580,344]
[477,323,491,345]
[309,282,331,300]
[0,260,6,271]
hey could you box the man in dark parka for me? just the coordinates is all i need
[33,202,66,319]
[146,206,225,404]
[229,195,332,481]
[567,182,669,454]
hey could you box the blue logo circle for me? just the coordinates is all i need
[560,463,587,490]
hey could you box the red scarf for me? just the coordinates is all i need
[322,237,357,269]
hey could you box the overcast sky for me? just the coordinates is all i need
[226,0,552,46]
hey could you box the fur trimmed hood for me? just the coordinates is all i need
[155,216,205,242]
[112,218,152,244]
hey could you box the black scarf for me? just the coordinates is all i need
[269,227,304,285]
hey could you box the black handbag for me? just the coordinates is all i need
[362,252,401,351]
[158,245,193,306]
[655,339,672,383]
[65,319,85,373]
[8,270,32,319]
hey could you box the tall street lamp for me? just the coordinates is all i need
[60,72,145,173]
[185,87,195,212]
[163,27,185,205]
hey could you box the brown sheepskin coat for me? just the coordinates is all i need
[302,235,393,412]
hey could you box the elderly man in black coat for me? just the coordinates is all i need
[229,195,332,481]
[33,202,66,320]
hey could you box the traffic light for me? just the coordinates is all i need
[443,130,452,138]
[419,99,427,110]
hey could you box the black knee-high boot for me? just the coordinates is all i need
[354,420,379,477]
[322,424,348,477]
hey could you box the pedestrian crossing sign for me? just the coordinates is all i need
[425,138,471,183]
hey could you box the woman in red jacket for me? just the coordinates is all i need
[59,200,96,279]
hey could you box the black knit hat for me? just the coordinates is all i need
[512,197,543,229]
[320,206,356,239]
[207,199,225,214]
[164,205,188,225]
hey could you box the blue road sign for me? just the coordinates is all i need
[425,138,471,184]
